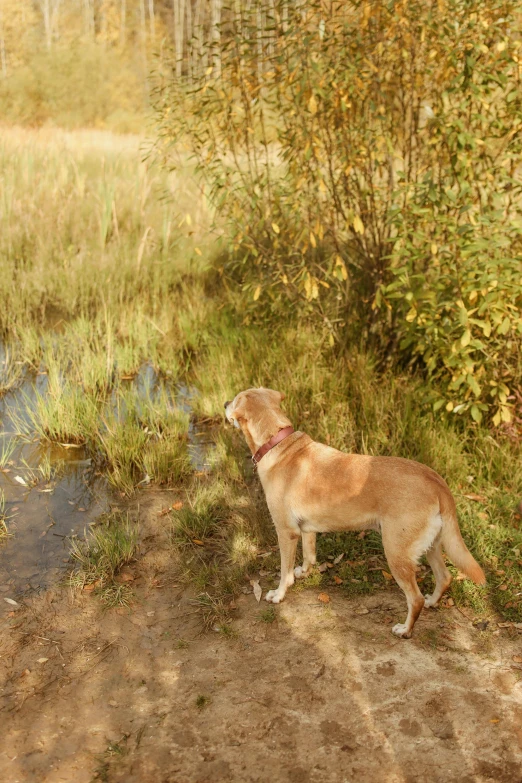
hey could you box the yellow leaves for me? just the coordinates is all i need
[253,285,261,302]
[271,222,280,235]
[446,401,454,412]
[308,94,318,115]
[497,316,511,335]
[496,41,507,53]
[431,243,438,256]
[310,232,317,248]
[335,255,348,281]
[461,329,471,347]
[304,274,319,301]
[353,215,365,235]
[194,247,202,256]
[493,406,512,427]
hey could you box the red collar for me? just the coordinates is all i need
[252,426,295,468]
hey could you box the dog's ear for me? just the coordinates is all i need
[231,392,250,422]
[269,389,285,404]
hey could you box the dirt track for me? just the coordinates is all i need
[1,495,522,783]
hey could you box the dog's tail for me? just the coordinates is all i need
[440,492,486,585]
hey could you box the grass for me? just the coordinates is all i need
[0,127,520,626]
[0,491,13,543]
[68,511,139,605]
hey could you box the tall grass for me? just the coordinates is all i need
[0,128,520,623]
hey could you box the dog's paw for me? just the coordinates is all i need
[265,589,285,604]
[392,623,411,639]
[424,594,438,609]
[294,565,308,579]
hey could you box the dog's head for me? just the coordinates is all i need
[224,388,287,450]
[224,388,285,428]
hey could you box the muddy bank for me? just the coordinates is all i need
[1,494,521,783]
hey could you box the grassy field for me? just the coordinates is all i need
[0,127,521,624]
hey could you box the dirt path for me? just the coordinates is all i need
[1,496,522,783]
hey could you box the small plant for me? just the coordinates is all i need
[258,606,276,624]
[0,347,23,395]
[13,371,98,446]
[0,436,17,470]
[68,512,139,604]
[196,694,211,710]
[0,491,12,543]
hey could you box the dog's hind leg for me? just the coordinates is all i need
[265,527,299,604]
[424,538,452,608]
[383,532,425,638]
[294,532,316,579]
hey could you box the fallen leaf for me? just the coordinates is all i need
[498,585,508,591]
[463,493,486,502]
[250,579,262,602]
[14,476,28,487]
[355,607,369,615]
[83,584,96,592]
[490,718,500,724]
[37,658,49,664]
[172,501,184,510]
[157,508,171,517]
[318,563,329,573]
[333,553,344,565]
[513,655,522,664]
[446,597,455,607]
[497,622,512,628]
[382,570,393,581]
[357,531,366,539]
[318,593,330,603]
[333,576,343,585]
[3,597,19,606]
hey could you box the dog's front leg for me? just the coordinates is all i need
[265,528,299,604]
[294,531,316,579]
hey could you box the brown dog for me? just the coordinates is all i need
[225,387,486,638]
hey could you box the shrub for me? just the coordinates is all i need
[155,0,522,425]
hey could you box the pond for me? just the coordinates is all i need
[0,357,214,610]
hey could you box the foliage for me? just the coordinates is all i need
[155,0,522,426]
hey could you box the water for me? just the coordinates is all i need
[0,361,214,610]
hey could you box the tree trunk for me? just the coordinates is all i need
[148,0,155,39]
[120,0,127,47]
[173,0,186,79]
[210,0,222,78]
[0,4,6,78]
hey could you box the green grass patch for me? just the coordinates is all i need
[68,511,139,606]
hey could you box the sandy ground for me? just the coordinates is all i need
[1,494,522,783]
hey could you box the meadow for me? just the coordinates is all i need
[0,125,521,624]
